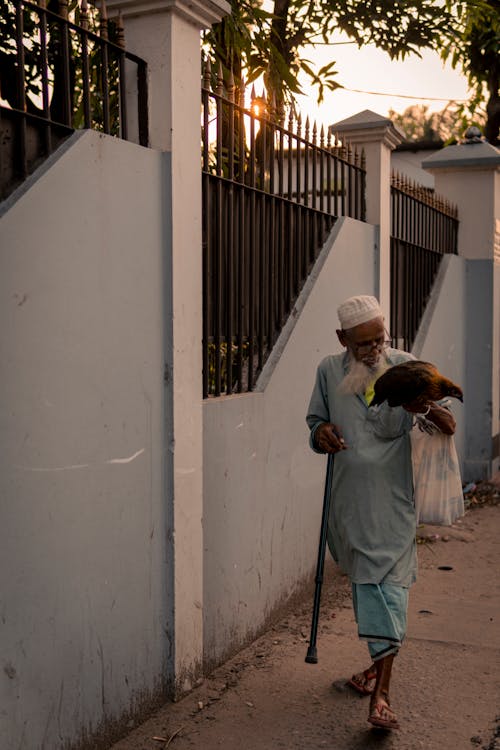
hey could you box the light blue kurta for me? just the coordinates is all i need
[306,349,417,587]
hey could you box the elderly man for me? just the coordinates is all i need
[306,295,455,730]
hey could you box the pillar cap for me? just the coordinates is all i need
[422,139,500,172]
[106,0,230,26]
[329,110,405,150]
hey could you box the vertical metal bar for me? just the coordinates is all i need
[58,3,73,126]
[295,205,301,296]
[80,28,92,128]
[319,127,325,215]
[268,194,275,353]
[287,124,293,201]
[38,3,52,153]
[268,117,276,356]
[327,141,332,216]
[137,60,148,146]
[340,155,345,216]
[287,201,293,313]
[248,110,256,390]
[361,151,366,222]
[202,170,210,398]
[311,122,317,212]
[101,41,110,133]
[202,83,210,397]
[213,90,223,395]
[303,132,309,208]
[302,124,309,277]
[118,52,128,140]
[296,133,301,206]
[15,0,28,179]
[354,154,359,220]
[78,0,92,129]
[258,192,265,373]
[226,87,235,394]
[237,100,246,392]
[237,182,245,392]
[278,122,284,197]
[278,197,284,329]
[347,147,352,217]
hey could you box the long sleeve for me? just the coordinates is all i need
[306,361,331,453]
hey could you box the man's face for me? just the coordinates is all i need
[338,317,387,368]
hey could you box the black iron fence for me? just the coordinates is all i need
[390,173,458,351]
[202,62,366,397]
[0,0,148,199]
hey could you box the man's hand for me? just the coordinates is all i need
[315,422,347,453]
[403,400,456,435]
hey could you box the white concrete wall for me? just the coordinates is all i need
[424,150,500,479]
[202,218,378,667]
[391,149,436,188]
[0,130,170,749]
[412,254,467,468]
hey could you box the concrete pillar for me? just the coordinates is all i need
[105,0,230,695]
[423,131,500,480]
[330,110,404,322]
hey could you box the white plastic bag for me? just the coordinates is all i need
[410,421,464,526]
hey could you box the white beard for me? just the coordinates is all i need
[337,352,389,396]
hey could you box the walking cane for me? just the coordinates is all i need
[305,451,335,664]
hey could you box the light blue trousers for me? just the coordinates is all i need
[352,582,409,661]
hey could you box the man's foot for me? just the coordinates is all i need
[346,667,377,696]
[368,697,400,730]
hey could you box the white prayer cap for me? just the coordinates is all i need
[337,295,383,330]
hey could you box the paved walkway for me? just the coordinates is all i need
[110,501,500,750]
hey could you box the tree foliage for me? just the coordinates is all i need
[0,0,121,132]
[388,103,484,144]
[441,0,500,144]
[203,0,452,115]
[205,0,499,144]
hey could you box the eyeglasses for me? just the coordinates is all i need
[343,331,392,357]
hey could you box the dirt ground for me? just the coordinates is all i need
[109,480,500,750]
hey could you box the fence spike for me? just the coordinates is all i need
[38,0,47,7]
[227,69,235,102]
[203,56,212,90]
[296,111,302,136]
[354,145,359,166]
[79,0,88,28]
[326,128,332,150]
[271,91,277,121]
[312,120,317,145]
[216,61,224,95]
[116,11,125,48]
[58,0,68,19]
[305,116,310,140]
[239,77,246,108]
[361,148,366,169]
[320,124,325,148]
[287,105,294,131]
[99,0,109,40]
[277,100,285,125]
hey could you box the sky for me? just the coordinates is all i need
[281,34,471,132]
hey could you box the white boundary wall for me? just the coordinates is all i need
[412,254,467,466]
[0,131,171,749]
[202,218,378,666]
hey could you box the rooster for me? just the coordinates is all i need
[371,360,463,408]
